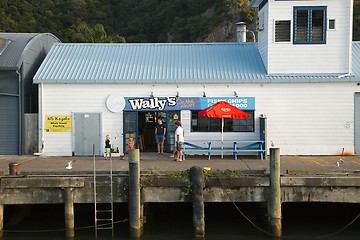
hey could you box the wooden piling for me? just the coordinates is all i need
[129,149,142,238]
[64,187,75,239]
[190,166,205,238]
[268,148,282,238]
[0,204,3,238]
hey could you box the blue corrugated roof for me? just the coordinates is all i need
[33,42,360,84]
[352,42,360,78]
[34,42,267,84]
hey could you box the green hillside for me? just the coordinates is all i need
[0,0,359,43]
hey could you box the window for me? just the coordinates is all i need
[293,6,327,44]
[191,111,254,132]
[275,20,291,42]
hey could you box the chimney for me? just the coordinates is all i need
[236,22,247,42]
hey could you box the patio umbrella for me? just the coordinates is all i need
[198,101,249,157]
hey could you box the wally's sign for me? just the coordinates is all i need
[124,97,255,111]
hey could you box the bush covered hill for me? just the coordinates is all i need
[0,0,359,43]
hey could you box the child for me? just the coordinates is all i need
[105,134,111,160]
[128,137,135,151]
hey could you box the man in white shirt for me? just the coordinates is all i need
[174,121,184,162]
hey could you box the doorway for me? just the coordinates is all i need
[124,111,180,153]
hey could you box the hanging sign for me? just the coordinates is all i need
[45,115,72,132]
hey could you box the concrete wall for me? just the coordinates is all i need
[1,176,359,204]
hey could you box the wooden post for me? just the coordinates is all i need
[129,149,142,238]
[64,187,75,239]
[190,166,205,238]
[268,148,282,238]
[0,204,3,238]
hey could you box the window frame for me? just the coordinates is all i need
[328,19,336,30]
[190,110,255,133]
[293,6,327,44]
[274,20,291,43]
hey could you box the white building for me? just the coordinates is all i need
[33,0,360,157]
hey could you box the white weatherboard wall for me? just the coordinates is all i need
[39,83,356,156]
[257,0,352,74]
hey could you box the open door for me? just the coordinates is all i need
[123,111,138,153]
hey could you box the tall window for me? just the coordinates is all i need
[293,6,327,44]
[191,111,254,132]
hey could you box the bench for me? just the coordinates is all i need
[182,140,265,160]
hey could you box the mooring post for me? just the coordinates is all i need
[129,149,142,238]
[190,166,205,238]
[64,187,75,239]
[268,148,282,238]
[0,204,3,238]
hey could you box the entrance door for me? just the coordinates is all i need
[165,111,180,153]
[0,95,19,155]
[355,93,360,154]
[74,113,101,156]
[124,112,138,153]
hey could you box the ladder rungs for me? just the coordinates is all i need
[96,209,112,213]
[97,227,113,230]
[94,156,114,234]
[96,219,113,222]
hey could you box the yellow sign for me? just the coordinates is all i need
[46,115,72,132]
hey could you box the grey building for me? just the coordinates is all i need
[0,33,60,155]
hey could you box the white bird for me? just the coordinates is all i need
[66,161,73,170]
[271,141,275,147]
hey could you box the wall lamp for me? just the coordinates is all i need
[150,91,154,98]
[234,91,238,97]
[176,91,180,98]
[203,91,206,97]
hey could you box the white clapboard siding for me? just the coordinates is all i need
[257,0,352,74]
[40,82,356,156]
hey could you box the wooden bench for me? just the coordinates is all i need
[183,140,265,160]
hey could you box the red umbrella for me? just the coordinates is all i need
[198,101,249,157]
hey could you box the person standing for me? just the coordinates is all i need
[174,121,184,162]
[105,134,111,160]
[155,118,166,154]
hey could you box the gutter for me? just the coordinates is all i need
[16,70,22,155]
[34,83,44,156]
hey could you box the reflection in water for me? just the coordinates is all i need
[3,202,360,240]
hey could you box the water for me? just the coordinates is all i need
[3,203,360,240]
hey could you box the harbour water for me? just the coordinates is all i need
[3,202,360,240]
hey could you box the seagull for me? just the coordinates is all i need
[66,161,73,170]
[271,141,275,147]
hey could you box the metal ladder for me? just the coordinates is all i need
[93,146,114,237]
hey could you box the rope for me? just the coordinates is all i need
[217,176,276,237]
[314,213,360,239]
[217,176,360,239]
[4,218,128,233]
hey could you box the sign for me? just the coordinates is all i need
[46,115,72,132]
[123,97,255,111]
[200,97,255,110]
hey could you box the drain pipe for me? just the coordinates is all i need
[34,83,44,156]
[16,70,23,155]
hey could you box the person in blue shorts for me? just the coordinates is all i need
[155,118,166,154]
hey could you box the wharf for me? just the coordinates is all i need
[0,152,359,238]
[0,153,359,176]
